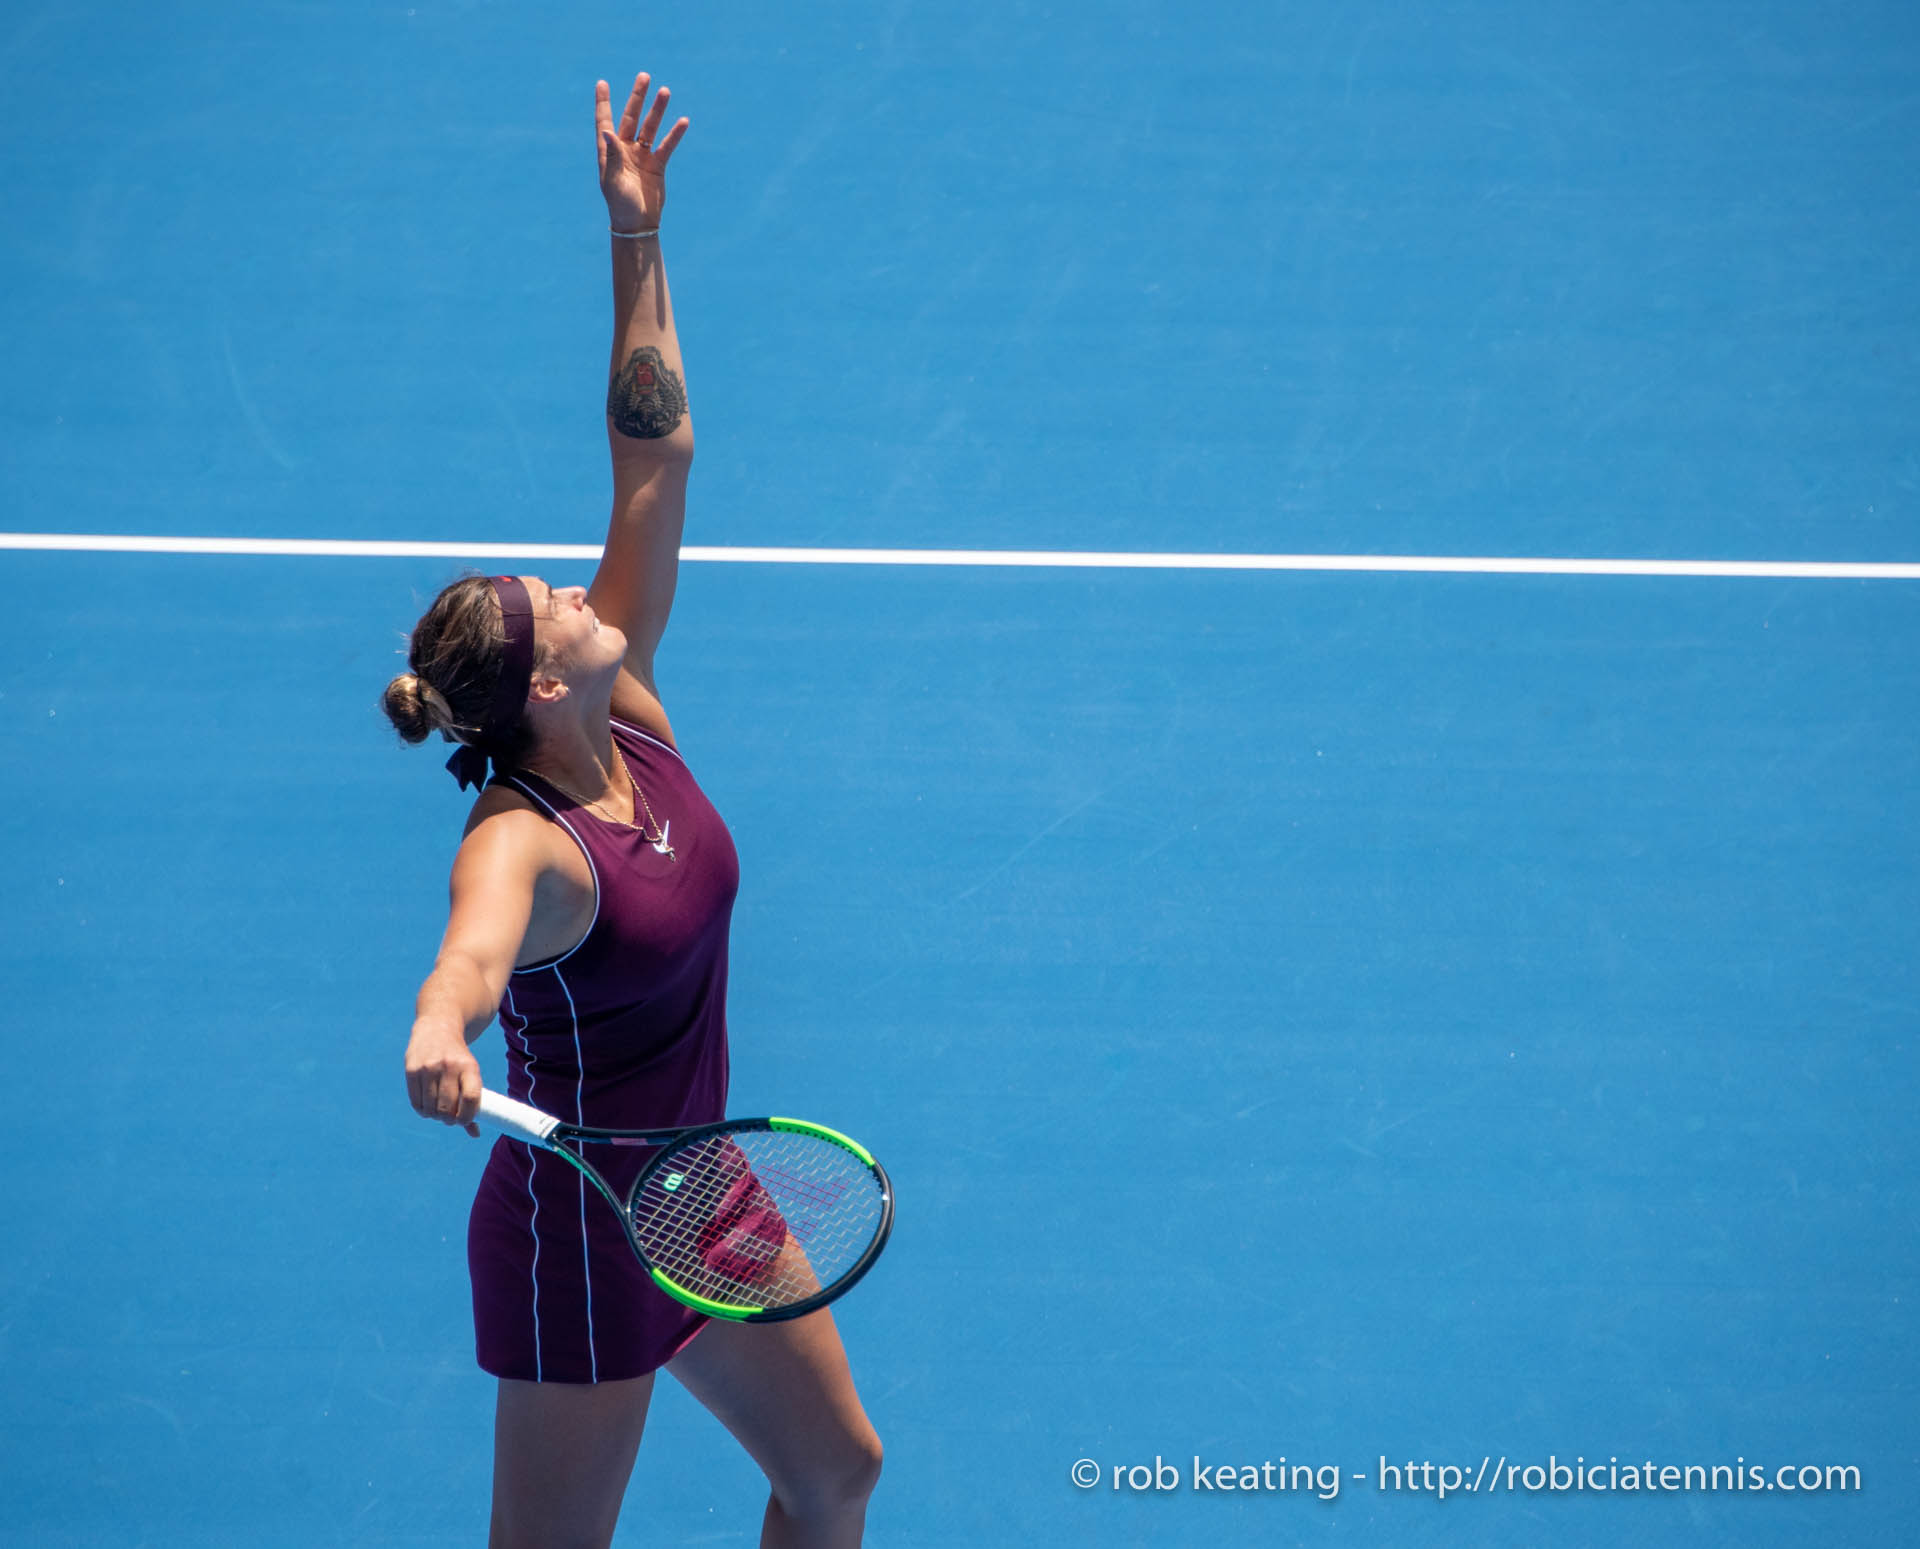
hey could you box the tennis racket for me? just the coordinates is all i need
[476,1089,893,1322]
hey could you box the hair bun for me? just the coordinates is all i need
[382,671,441,744]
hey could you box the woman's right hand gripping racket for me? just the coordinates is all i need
[476,1089,894,1322]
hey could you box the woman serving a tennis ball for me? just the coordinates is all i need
[382,71,882,1549]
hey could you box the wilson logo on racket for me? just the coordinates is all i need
[474,1089,893,1322]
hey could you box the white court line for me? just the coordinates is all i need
[0,531,1916,579]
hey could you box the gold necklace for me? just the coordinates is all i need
[535,748,676,862]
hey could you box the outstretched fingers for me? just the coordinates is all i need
[596,70,689,179]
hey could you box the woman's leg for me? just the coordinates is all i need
[489,1372,656,1549]
[667,1310,882,1549]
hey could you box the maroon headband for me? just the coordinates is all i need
[481,575,537,740]
[445,575,537,790]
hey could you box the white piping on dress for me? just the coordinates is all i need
[503,984,543,1382]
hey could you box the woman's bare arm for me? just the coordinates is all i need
[584,72,694,736]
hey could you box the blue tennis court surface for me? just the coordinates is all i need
[3,2,1915,1546]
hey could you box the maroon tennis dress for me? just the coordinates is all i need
[467,716,740,1383]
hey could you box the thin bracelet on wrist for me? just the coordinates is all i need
[610,226,660,240]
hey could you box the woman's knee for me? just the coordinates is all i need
[845,1424,884,1500]
[774,1422,883,1520]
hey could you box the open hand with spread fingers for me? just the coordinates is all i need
[597,71,689,234]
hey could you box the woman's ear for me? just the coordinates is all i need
[526,673,571,707]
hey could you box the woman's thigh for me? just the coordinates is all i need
[490,1372,656,1549]
[667,1310,882,1513]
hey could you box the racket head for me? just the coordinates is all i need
[623,1118,893,1322]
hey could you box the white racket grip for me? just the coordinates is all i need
[478,1089,563,1145]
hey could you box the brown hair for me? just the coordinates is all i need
[382,575,540,769]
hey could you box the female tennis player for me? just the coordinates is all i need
[382,72,882,1549]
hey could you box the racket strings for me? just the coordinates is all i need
[629,1130,884,1311]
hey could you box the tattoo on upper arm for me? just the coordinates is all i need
[607,346,688,440]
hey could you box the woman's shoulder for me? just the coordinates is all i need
[610,713,686,768]
[462,778,544,835]
[609,668,677,750]
[457,779,581,870]
[454,780,593,890]
[444,777,595,964]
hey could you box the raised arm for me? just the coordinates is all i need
[585,71,693,734]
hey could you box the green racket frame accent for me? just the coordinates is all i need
[649,1269,765,1318]
[768,1116,876,1167]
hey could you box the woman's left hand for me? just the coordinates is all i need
[596,71,689,233]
